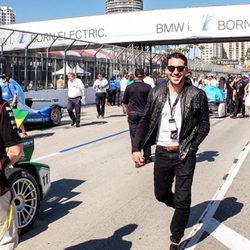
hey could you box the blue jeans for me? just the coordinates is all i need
[154,146,196,243]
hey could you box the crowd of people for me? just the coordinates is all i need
[193,73,250,118]
[89,69,250,121]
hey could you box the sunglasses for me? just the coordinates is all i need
[167,65,186,73]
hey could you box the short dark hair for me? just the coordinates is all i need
[166,52,188,66]
[135,68,144,78]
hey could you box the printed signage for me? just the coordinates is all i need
[216,60,239,65]
[1,4,250,51]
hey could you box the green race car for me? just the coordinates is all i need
[7,137,51,234]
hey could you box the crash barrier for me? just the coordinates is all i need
[24,87,96,109]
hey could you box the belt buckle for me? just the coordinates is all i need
[163,146,178,152]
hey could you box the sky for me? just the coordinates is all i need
[0,0,250,23]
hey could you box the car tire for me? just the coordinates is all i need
[50,107,61,126]
[9,169,40,234]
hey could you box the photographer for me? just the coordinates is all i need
[0,87,23,249]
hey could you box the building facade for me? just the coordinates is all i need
[0,6,15,25]
[106,0,143,14]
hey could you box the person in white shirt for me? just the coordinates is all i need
[144,72,155,88]
[93,73,109,118]
[120,73,129,114]
[67,72,85,127]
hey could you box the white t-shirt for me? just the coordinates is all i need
[156,95,182,146]
[68,78,85,98]
[93,78,108,93]
[144,76,155,88]
[120,77,128,92]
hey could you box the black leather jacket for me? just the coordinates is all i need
[132,79,210,160]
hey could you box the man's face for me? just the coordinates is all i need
[166,58,187,86]
[1,77,7,84]
[68,74,75,82]
[237,75,242,82]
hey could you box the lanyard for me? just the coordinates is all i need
[167,93,181,118]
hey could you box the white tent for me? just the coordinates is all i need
[52,64,73,76]
[73,63,91,76]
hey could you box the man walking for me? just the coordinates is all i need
[93,73,108,118]
[67,72,85,127]
[0,87,23,249]
[132,53,210,249]
[123,68,152,165]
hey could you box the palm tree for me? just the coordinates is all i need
[198,45,205,60]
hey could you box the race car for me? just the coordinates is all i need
[21,99,62,126]
[6,136,51,234]
[202,85,227,118]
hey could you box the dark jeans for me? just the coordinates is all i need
[154,146,196,243]
[67,97,81,124]
[128,111,151,159]
[96,93,106,116]
[110,90,117,106]
[226,95,234,114]
[233,96,245,116]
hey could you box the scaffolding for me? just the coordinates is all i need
[0,26,241,91]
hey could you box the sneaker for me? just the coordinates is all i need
[169,242,180,250]
[71,121,76,126]
[230,115,237,119]
[239,114,245,118]
[101,115,104,119]
[97,114,100,119]
[76,124,80,128]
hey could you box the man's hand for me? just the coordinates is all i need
[132,151,145,168]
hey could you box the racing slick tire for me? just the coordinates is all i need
[9,169,40,234]
[50,106,62,126]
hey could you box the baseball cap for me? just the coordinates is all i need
[0,74,7,78]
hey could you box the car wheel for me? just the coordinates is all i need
[10,169,40,234]
[50,107,61,126]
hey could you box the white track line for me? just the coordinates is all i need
[206,218,250,249]
[183,141,250,249]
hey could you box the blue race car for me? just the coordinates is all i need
[202,85,226,117]
[21,99,62,126]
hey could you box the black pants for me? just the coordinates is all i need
[233,96,245,116]
[110,90,117,106]
[96,93,106,117]
[226,95,234,114]
[154,146,196,243]
[67,97,81,124]
[128,112,151,160]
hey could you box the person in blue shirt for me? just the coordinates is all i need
[108,76,117,106]
[0,75,18,107]
[0,75,28,137]
[115,77,121,106]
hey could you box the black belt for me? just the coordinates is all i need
[157,145,179,152]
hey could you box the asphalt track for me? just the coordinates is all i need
[17,105,250,250]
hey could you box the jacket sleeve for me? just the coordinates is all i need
[132,89,154,152]
[189,91,210,155]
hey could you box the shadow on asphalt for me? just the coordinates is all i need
[29,132,55,139]
[20,178,84,242]
[61,121,108,128]
[108,114,126,118]
[182,197,243,248]
[64,224,138,250]
[196,151,219,163]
